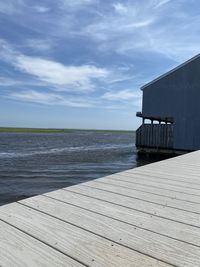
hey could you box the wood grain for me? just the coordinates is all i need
[0,220,83,267]
[1,150,200,266]
[0,203,171,267]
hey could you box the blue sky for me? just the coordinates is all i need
[0,0,199,130]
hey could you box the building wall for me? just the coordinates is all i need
[142,56,200,150]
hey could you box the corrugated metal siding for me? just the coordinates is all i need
[140,56,200,150]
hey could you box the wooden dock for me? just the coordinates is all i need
[1,151,200,266]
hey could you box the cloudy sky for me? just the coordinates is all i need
[0,0,199,130]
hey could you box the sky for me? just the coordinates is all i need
[0,0,200,130]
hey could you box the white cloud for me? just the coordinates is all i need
[102,89,142,101]
[101,89,142,109]
[0,39,109,92]
[0,1,50,15]
[0,2,14,14]
[104,104,127,110]
[0,0,198,65]
[0,1,22,15]
[113,3,128,14]
[83,16,154,42]
[133,98,142,108]
[15,56,109,91]
[154,0,172,9]
[33,6,51,13]
[0,39,18,62]
[0,39,143,110]
[59,0,97,9]
[8,90,93,107]
[0,77,19,87]
[7,89,138,110]
[0,76,46,88]
[24,39,54,51]
[79,1,199,63]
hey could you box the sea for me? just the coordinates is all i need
[0,131,168,206]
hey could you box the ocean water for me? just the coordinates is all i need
[0,131,166,206]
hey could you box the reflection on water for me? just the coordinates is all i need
[136,152,176,167]
[0,131,171,205]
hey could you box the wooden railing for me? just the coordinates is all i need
[136,124,174,149]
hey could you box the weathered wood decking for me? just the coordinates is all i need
[1,151,200,266]
[136,123,174,150]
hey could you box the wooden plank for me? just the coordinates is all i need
[0,203,171,267]
[146,160,200,169]
[98,174,200,203]
[123,173,200,192]
[1,150,200,266]
[0,220,83,267]
[129,154,200,183]
[124,170,200,188]
[126,161,200,178]
[153,164,200,172]
[163,160,200,167]
[83,179,200,214]
[43,189,200,246]
[132,154,200,176]
[107,172,200,197]
[68,184,200,227]
[20,194,200,267]
[131,166,200,180]
[125,169,200,187]
[102,174,200,203]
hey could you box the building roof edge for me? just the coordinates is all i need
[141,53,200,90]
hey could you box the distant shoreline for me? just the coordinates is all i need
[0,127,134,134]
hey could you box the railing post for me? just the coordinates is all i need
[136,123,174,150]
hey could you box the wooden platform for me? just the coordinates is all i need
[1,151,200,266]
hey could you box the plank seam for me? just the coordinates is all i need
[107,176,200,204]
[100,176,200,204]
[18,202,177,267]
[125,171,200,186]
[0,217,88,267]
[121,173,200,191]
[124,172,200,189]
[43,194,200,248]
[89,181,200,215]
[65,188,200,229]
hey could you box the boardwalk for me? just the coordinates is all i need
[1,151,200,266]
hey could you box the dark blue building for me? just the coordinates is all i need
[136,54,200,154]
